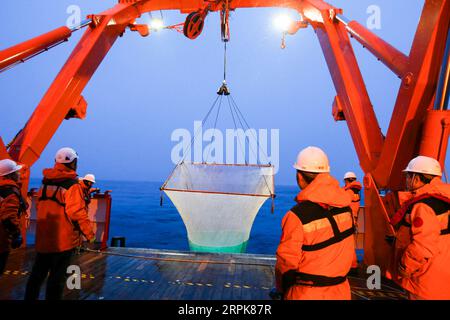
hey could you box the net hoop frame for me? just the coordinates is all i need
[161,162,275,198]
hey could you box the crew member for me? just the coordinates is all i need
[343,172,362,221]
[79,174,97,207]
[24,147,95,300]
[390,155,450,299]
[343,171,362,270]
[275,146,355,300]
[0,159,26,274]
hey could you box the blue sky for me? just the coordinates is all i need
[0,0,431,185]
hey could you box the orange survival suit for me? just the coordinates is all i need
[35,163,95,253]
[0,178,26,254]
[79,180,91,207]
[344,180,362,223]
[275,173,355,300]
[344,180,362,269]
[390,177,450,299]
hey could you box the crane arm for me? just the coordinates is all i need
[292,0,385,172]
[372,0,450,189]
[7,4,140,166]
[335,15,409,79]
[0,20,91,73]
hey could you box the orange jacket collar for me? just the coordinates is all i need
[296,173,352,208]
[411,177,450,198]
[344,180,362,191]
[0,178,19,189]
[390,177,450,225]
[42,163,77,181]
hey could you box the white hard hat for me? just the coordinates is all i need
[344,171,357,180]
[403,155,442,177]
[293,146,330,173]
[0,159,22,177]
[55,147,78,164]
[83,174,96,184]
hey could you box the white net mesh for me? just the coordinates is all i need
[162,162,274,252]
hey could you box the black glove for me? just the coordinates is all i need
[269,288,283,300]
[281,270,297,293]
[2,219,20,235]
[11,233,23,249]
[385,235,395,245]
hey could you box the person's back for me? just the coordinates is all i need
[25,148,95,300]
[275,147,355,300]
[35,164,87,253]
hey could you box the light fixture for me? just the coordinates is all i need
[149,18,164,31]
[273,14,294,33]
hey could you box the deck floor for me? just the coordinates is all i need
[0,247,407,300]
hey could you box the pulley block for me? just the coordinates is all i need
[183,11,206,40]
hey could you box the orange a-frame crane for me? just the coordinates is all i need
[0,0,449,277]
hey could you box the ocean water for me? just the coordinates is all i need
[29,179,298,255]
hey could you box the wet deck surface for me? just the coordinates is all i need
[0,247,407,300]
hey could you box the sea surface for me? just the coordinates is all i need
[28,179,363,255]
[28,179,297,254]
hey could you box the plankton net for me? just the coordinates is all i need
[161,85,275,252]
[161,26,275,252]
[161,161,274,253]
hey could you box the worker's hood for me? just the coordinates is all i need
[411,176,450,198]
[296,173,352,208]
[78,179,91,190]
[397,177,449,208]
[344,180,362,191]
[42,163,77,182]
[390,177,450,225]
[0,178,19,189]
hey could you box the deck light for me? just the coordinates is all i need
[273,14,294,32]
[149,18,164,31]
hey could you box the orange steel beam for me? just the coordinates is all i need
[372,0,450,189]
[7,4,141,166]
[0,20,92,74]
[0,138,9,160]
[296,2,384,172]
[419,110,450,167]
[337,16,409,78]
[0,26,72,72]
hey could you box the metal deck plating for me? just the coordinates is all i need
[0,247,407,300]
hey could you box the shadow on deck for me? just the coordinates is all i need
[0,247,407,300]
